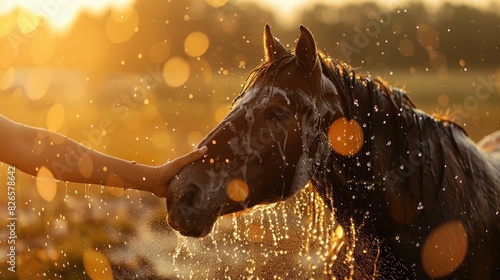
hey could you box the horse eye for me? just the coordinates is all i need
[266,107,291,123]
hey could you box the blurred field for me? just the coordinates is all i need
[0,67,498,279]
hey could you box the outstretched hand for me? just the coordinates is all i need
[153,146,207,197]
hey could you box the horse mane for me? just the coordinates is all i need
[234,50,465,136]
[235,51,415,114]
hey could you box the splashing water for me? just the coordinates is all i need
[154,184,346,278]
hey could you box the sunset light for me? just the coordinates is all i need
[0,0,135,32]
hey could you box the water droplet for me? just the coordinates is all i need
[417,202,424,210]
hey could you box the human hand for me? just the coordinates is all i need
[152,146,207,197]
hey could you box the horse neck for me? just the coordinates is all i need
[310,78,421,227]
[314,76,500,234]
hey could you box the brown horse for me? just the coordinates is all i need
[167,25,500,278]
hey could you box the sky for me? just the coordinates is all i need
[0,0,498,31]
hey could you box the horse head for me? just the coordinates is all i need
[166,25,343,237]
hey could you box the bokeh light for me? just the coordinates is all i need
[83,249,113,280]
[106,7,139,43]
[226,178,249,202]
[0,38,19,68]
[0,12,17,36]
[0,67,16,90]
[187,130,203,147]
[78,153,94,178]
[428,50,448,72]
[416,23,440,51]
[205,0,228,8]
[26,67,52,100]
[398,38,415,57]
[46,103,65,132]
[17,8,42,34]
[437,94,449,107]
[184,31,210,57]
[328,117,364,156]
[106,173,125,189]
[36,166,57,202]
[162,56,190,87]
[150,130,171,150]
[421,220,468,278]
[215,104,231,123]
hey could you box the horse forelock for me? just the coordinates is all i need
[233,53,295,107]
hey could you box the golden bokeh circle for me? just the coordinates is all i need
[205,0,228,8]
[416,23,440,51]
[226,179,249,202]
[398,38,415,57]
[36,166,57,202]
[83,249,113,280]
[328,117,364,156]
[184,31,209,57]
[106,7,139,44]
[26,67,52,100]
[46,103,65,132]
[421,220,468,278]
[162,56,190,88]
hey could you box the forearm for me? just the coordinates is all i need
[5,119,159,191]
[1,115,205,197]
[35,131,159,191]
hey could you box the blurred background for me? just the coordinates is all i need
[0,0,499,279]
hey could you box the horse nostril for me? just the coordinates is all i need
[180,183,203,209]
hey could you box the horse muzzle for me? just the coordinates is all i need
[166,166,224,237]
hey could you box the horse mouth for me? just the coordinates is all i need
[168,206,222,237]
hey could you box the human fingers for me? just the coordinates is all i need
[170,145,207,170]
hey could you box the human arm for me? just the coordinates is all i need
[0,115,206,197]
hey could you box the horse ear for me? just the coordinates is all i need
[296,25,318,74]
[264,24,287,61]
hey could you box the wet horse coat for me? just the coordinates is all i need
[167,25,500,278]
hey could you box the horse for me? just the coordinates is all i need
[166,25,500,278]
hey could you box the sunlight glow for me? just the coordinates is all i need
[0,0,135,32]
